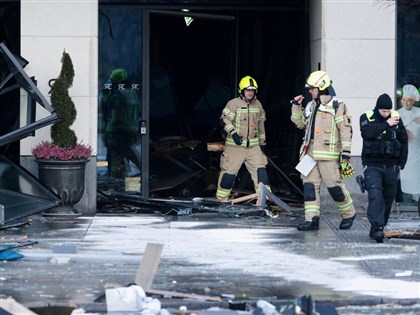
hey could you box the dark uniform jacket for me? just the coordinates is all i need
[360,109,408,169]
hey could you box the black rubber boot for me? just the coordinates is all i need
[339,214,356,230]
[369,227,384,243]
[297,216,319,231]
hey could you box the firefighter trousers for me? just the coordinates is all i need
[302,158,355,221]
[216,145,269,202]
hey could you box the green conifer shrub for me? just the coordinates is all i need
[50,50,77,149]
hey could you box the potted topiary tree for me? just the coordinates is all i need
[32,50,92,217]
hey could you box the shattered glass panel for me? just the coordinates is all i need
[0,155,60,224]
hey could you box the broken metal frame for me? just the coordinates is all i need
[0,42,58,147]
[0,42,62,226]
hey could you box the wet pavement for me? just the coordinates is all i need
[1,203,420,314]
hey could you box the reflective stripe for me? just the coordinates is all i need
[330,115,335,152]
[291,111,302,119]
[237,108,260,113]
[341,141,352,147]
[222,108,235,120]
[304,205,320,213]
[225,137,260,147]
[338,200,353,212]
[224,123,234,133]
[335,116,344,123]
[338,192,353,211]
[312,150,340,159]
[234,112,241,131]
[216,189,230,198]
[365,110,374,121]
[366,109,400,122]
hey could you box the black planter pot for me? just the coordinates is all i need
[36,158,88,217]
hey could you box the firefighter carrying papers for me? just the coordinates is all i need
[295,154,316,176]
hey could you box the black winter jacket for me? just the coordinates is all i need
[360,110,408,169]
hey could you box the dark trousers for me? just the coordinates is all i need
[105,132,140,178]
[364,165,399,230]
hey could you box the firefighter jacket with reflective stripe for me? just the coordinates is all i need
[360,109,408,169]
[291,95,353,161]
[221,96,266,147]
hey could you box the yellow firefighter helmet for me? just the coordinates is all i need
[238,75,258,93]
[305,70,335,96]
[305,71,331,91]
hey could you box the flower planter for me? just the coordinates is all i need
[36,158,88,217]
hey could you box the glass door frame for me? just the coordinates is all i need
[141,8,236,197]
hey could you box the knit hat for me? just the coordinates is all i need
[375,93,393,110]
[402,84,420,102]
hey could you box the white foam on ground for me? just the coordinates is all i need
[53,216,420,299]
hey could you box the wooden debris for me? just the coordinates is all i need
[134,243,221,303]
[135,243,164,290]
[207,142,224,152]
[227,184,292,213]
[231,193,258,204]
[0,297,39,315]
[145,289,222,302]
[0,235,28,243]
[385,230,420,240]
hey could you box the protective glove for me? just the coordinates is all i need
[339,161,355,179]
[260,145,267,154]
[232,133,243,146]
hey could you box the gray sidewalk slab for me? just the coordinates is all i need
[0,207,419,314]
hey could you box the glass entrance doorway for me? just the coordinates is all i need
[98,8,143,194]
[145,10,235,197]
[98,7,236,198]
[98,3,308,200]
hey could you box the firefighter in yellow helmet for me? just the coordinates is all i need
[291,70,356,230]
[216,75,271,202]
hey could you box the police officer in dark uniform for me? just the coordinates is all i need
[360,93,408,243]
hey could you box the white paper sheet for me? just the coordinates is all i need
[295,154,317,176]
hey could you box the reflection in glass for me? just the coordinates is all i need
[98,8,143,192]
